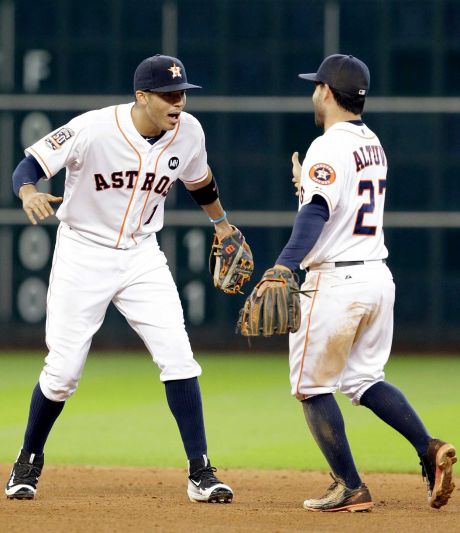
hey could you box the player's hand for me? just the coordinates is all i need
[21,191,63,225]
[213,219,234,240]
[292,151,302,197]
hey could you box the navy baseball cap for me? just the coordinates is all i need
[299,54,370,97]
[134,54,202,93]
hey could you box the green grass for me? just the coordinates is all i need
[0,352,458,473]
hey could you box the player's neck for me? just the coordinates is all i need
[324,111,362,132]
[131,104,162,137]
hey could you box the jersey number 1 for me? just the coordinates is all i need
[353,179,386,236]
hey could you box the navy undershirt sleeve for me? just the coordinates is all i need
[12,155,46,197]
[275,195,330,271]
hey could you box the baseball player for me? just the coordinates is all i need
[252,55,456,511]
[5,54,236,504]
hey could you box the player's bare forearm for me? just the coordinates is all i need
[202,199,233,238]
[19,184,63,225]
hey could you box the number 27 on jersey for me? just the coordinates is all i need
[353,179,386,236]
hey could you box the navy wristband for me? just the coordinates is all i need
[188,175,219,206]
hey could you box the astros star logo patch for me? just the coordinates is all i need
[168,63,182,78]
[308,163,336,185]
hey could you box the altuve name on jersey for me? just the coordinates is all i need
[353,145,387,172]
[94,171,173,197]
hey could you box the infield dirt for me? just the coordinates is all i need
[1,465,459,532]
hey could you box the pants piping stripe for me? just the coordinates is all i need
[295,272,321,398]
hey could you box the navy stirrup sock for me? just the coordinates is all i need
[164,377,207,460]
[23,383,65,455]
[360,381,431,455]
[302,394,362,489]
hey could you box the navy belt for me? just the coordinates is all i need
[335,259,386,267]
[335,260,364,267]
[306,259,386,272]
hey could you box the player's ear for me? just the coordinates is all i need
[135,90,147,104]
[322,84,334,102]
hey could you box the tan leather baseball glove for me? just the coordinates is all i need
[236,265,301,336]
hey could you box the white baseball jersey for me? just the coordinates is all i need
[26,103,208,249]
[298,121,388,268]
[26,103,208,399]
[289,120,395,404]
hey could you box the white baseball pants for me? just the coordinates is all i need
[289,261,395,405]
[39,223,201,401]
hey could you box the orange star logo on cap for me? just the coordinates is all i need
[168,63,182,78]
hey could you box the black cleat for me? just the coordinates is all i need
[5,449,44,500]
[187,455,233,503]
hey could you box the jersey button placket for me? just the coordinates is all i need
[127,152,149,245]
[133,151,157,240]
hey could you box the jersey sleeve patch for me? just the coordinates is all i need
[308,163,336,185]
[45,127,75,150]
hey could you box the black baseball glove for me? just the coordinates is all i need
[236,265,302,336]
[209,226,254,295]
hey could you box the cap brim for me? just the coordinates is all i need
[298,73,319,82]
[147,82,202,92]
